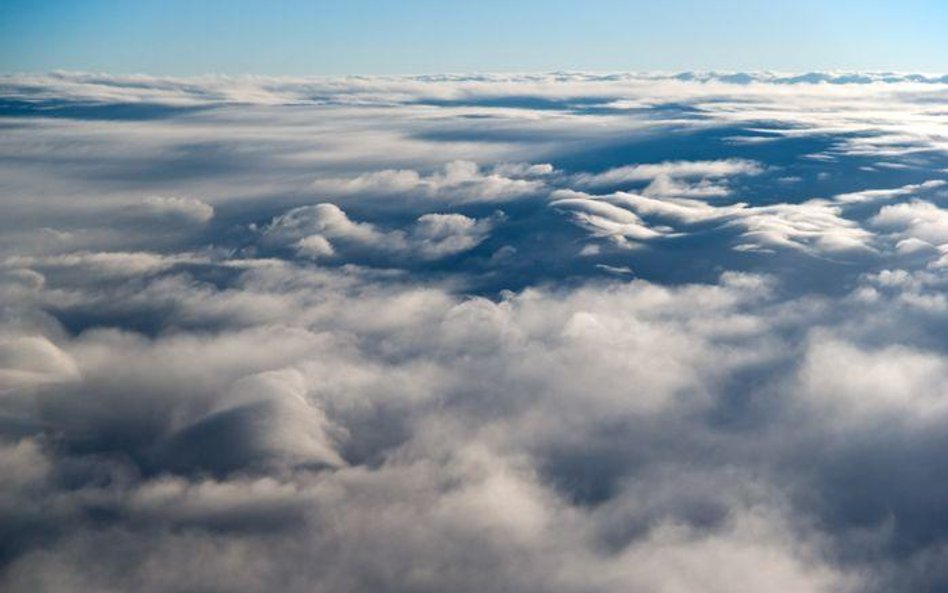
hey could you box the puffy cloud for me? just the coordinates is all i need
[799,335,948,423]
[295,234,335,259]
[871,200,948,245]
[0,251,940,593]
[312,160,549,203]
[0,334,79,392]
[729,200,875,255]
[411,212,499,258]
[551,189,874,255]
[573,159,763,196]
[3,71,948,593]
[264,202,498,261]
[551,193,663,245]
[163,369,346,473]
[264,203,398,249]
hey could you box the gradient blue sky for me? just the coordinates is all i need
[2,0,947,75]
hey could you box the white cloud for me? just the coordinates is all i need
[871,200,948,245]
[573,159,763,191]
[312,160,548,203]
[265,203,497,260]
[5,70,948,593]
[551,189,874,255]
[295,234,335,259]
[411,212,498,258]
[832,180,946,204]
[0,334,79,392]
[265,203,397,248]
[137,195,214,224]
[551,192,664,246]
[799,334,948,424]
[176,368,347,470]
[2,251,210,277]
[729,200,875,255]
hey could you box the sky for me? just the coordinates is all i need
[2,0,948,75]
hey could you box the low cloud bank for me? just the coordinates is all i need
[2,72,948,592]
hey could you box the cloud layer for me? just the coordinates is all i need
[1,72,948,593]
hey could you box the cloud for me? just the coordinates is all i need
[799,334,948,423]
[162,368,346,473]
[264,203,399,249]
[2,251,210,277]
[4,71,948,593]
[312,160,549,203]
[0,250,941,592]
[550,189,874,255]
[411,212,499,258]
[551,193,664,245]
[573,159,763,194]
[264,202,499,261]
[294,234,335,259]
[871,200,948,245]
[135,195,215,224]
[0,334,79,392]
[833,180,947,204]
[729,201,875,255]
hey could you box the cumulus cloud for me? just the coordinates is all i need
[263,202,499,261]
[264,203,398,250]
[411,212,500,258]
[3,71,948,593]
[0,259,911,593]
[799,335,948,423]
[871,200,948,245]
[294,234,335,258]
[0,334,79,392]
[164,368,346,473]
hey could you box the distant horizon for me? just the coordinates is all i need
[4,69,948,80]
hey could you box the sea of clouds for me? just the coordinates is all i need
[2,71,948,592]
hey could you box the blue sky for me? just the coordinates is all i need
[1,0,947,75]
